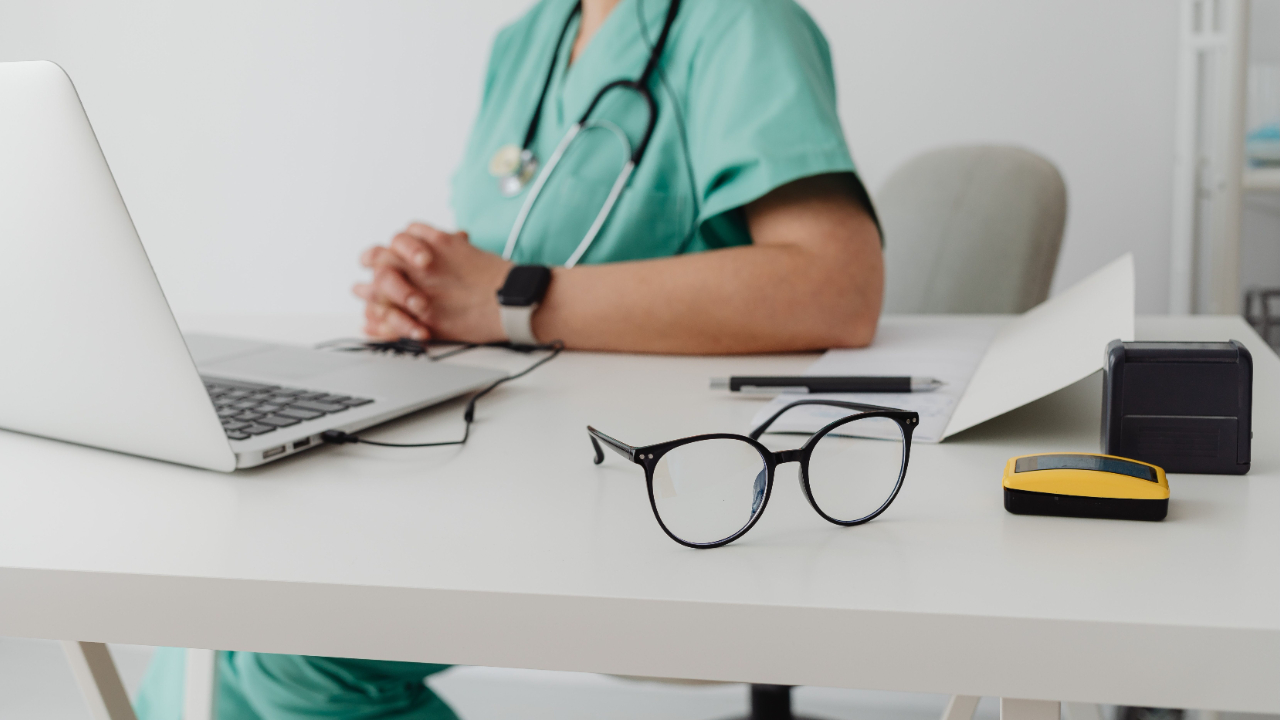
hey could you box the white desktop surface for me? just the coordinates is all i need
[0,315,1276,713]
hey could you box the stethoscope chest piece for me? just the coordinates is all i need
[490,144,540,197]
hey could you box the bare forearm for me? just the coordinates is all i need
[358,175,884,352]
[533,225,883,354]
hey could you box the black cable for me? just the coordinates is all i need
[637,0,681,89]
[315,337,439,357]
[320,340,564,449]
[523,1,583,151]
[315,338,545,362]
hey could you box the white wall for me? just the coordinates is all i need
[1,0,1179,318]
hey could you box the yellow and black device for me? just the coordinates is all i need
[1003,453,1169,521]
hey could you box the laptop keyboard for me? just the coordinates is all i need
[203,376,373,441]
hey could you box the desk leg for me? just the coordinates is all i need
[183,648,217,720]
[1064,703,1104,720]
[1001,698,1061,720]
[943,695,982,720]
[61,641,138,720]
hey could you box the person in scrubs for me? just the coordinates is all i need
[356,0,883,353]
[137,0,883,718]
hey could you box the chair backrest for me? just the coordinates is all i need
[877,145,1067,314]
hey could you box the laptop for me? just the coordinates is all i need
[0,60,506,471]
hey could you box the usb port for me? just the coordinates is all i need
[263,445,287,459]
[293,438,312,450]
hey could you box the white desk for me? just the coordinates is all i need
[1,316,1277,718]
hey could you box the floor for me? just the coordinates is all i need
[0,637,1270,720]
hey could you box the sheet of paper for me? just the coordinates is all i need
[750,316,1003,443]
[750,253,1135,443]
[942,252,1135,437]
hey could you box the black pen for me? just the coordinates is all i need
[710,375,945,394]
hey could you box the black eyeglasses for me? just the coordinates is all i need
[588,400,919,548]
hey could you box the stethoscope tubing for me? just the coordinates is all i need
[503,120,635,268]
[502,0,679,267]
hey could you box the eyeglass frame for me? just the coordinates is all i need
[587,399,920,549]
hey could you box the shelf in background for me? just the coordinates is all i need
[1244,168,1280,191]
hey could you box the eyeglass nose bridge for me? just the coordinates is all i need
[771,448,805,465]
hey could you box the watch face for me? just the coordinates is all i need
[498,265,552,306]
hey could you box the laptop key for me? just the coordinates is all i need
[201,376,275,391]
[290,400,348,413]
[276,407,324,420]
[241,423,277,435]
[203,378,370,421]
[226,431,251,440]
[222,420,250,430]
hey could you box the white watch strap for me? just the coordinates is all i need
[499,304,539,345]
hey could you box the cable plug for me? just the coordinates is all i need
[321,430,359,445]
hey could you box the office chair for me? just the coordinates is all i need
[878,144,1068,314]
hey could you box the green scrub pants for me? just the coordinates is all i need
[135,649,457,720]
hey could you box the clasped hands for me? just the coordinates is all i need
[353,223,515,343]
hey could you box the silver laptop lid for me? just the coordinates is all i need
[0,61,235,471]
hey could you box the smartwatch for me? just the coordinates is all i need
[497,265,552,345]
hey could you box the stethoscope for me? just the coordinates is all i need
[490,0,681,268]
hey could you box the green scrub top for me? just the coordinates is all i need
[453,0,862,266]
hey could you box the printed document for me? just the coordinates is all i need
[753,254,1136,443]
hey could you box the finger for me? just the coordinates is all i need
[405,223,449,242]
[373,268,429,320]
[356,284,412,322]
[363,321,398,341]
[390,233,433,271]
[364,319,425,342]
[362,246,410,272]
[386,305,429,341]
[370,302,428,341]
[363,295,421,329]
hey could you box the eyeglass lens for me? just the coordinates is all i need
[805,416,905,523]
[651,438,767,546]
[649,417,906,545]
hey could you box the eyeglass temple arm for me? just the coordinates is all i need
[748,399,898,441]
[587,426,638,465]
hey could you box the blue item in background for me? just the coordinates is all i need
[1247,123,1280,166]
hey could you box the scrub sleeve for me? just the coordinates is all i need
[682,1,865,250]
[135,1,867,718]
